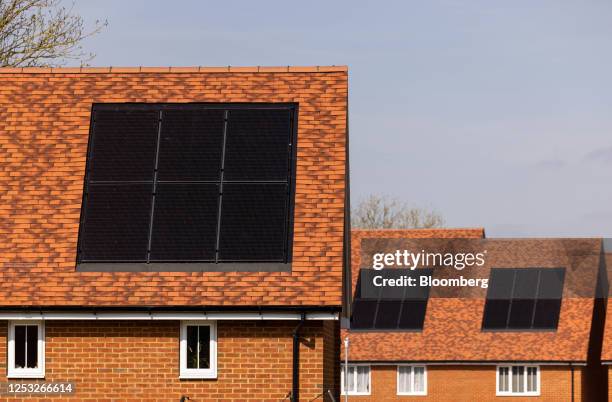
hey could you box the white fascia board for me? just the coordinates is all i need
[0,311,338,321]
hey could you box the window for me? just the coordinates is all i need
[7,321,45,378]
[341,364,370,395]
[482,268,565,330]
[351,269,431,330]
[497,366,539,396]
[78,104,297,265]
[397,365,427,395]
[179,321,217,379]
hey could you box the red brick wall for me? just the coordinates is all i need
[0,67,347,307]
[323,321,340,401]
[0,319,337,401]
[345,365,585,402]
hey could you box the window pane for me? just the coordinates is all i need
[198,326,211,369]
[356,366,369,392]
[499,367,509,392]
[527,367,538,392]
[186,326,198,369]
[14,325,26,369]
[413,367,425,392]
[25,326,38,369]
[347,366,355,392]
[398,366,412,393]
[512,366,525,393]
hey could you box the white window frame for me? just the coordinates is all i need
[397,365,427,396]
[179,321,217,379]
[7,320,45,379]
[341,363,371,396]
[496,365,540,396]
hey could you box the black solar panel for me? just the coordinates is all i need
[512,270,538,299]
[149,184,219,261]
[351,300,378,329]
[80,184,152,261]
[482,299,510,329]
[218,183,288,261]
[486,269,514,299]
[398,300,428,330]
[537,269,565,299]
[79,104,296,264]
[507,299,535,328]
[224,109,292,180]
[156,110,225,181]
[90,110,159,181]
[350,269,431,331]
[482,268,565,330]
[532,299,562,329]
[374,300,402,329]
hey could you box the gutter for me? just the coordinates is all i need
[345,360,586,366]
[291,313,306,402]
[0,311,338,321]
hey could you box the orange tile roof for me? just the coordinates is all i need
[345,229,600,362]
[0,67,348,307]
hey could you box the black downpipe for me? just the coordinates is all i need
[291,313,306,402]
[570,363,574,402]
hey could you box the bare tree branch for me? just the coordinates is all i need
[351,194,445,229]
[0,0,106,67]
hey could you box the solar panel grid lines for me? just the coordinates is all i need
[350,268,433,331]
[482,268,565,331]
[78,104,297,264]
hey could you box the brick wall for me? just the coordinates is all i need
[0,319,337,401]
[323,321,340,401]
[345,365,586,402]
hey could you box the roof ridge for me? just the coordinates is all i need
[0,65,348,74]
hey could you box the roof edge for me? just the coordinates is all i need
[0,65,348,74]
[346,360,587,366]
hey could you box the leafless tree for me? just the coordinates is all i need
[351,194,444,229]
[0,0,106,67]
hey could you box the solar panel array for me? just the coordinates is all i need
[350,269,432,330]
[78,105,296,263]
[482,268,565,330]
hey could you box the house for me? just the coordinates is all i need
[342,229,607,401]
[0,66,348,401]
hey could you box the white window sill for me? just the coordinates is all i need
[398,392,428,396]
[179,370,217,380]
[7,370,45,379]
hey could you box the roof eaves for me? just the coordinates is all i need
[0,65,348,74]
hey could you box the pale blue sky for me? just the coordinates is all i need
[73,0,612,237]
